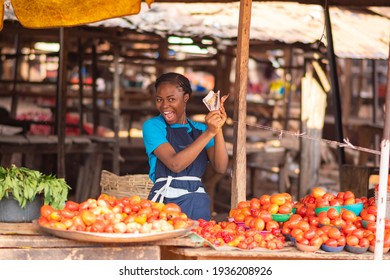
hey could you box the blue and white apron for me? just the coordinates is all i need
[147,120,211,220]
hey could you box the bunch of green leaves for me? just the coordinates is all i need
[0,165,71,209]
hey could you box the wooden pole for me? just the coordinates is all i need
[374,43,390,260]
[57,28,68,178]
[112,45,121,175]
[231,0,252,208]
[77,38,85,134]
[324,3,345,166]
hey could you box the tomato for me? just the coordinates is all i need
[296,221,310,232]
[327,227,341,240]
[341,210,357,222]
[40,204,54,218]
[250,198,261,209]
[310,236,323,247]
[81,210,96,226]
[61,208,75,219]
[351,228,365,239]
[268,203,279,214]
[90,220,106,232]
[327,208,340,220]
[259,210,272,223]
[359,237,370,248]
[344,198,356,205]
[343,191,355,201]
[253,217,265,231]
[366,222,376,232]
[278,203,292,214]
[48,210,62,221]
[65,200,80,211]
[237,200,250,209]
[270,194,286,206]
[342,223,357,235]
[315,198,329,208]
[312,187,326,199]
[259,194,271,205]
[303,229,316,240]
[265,220,279,232]
[325,238,338,247]
[163,203,182,213]
[346,235,359,246]
[337,235,346,246]
[318,216,331,226]
[384,233,390,248]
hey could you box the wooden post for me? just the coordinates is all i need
[231,0,252,208]
[112,45,121,175]
[77,38,85,134]
[10,33,20,119]
[92,44,99,136]
[299,66,326,197]
[324,3,346,167]
[374,43,390,260]
[57,28,68,178]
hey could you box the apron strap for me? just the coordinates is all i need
[152,175,202,203]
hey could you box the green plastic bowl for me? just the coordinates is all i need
[314,205,342,216]
[272,213,291,222]
[341,203,363,216]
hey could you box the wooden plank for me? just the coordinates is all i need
[0,246,160,260]
[167,246,390,260]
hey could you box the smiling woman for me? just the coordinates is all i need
[141,72,229,221]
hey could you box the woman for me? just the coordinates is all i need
[142,72,229,220]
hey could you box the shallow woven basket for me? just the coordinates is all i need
[100,170,153,199]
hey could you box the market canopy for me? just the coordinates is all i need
[0,0,154,30]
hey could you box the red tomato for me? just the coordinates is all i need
[253,217,265,231]
[327,208,340,220]
[337,235,346,246]
[259,194,271,205]
[359,238,370,248]
[40,204,54,218]
[327,227,341,240]
[163,202,182,213]
[65,200,80,211]
[303,229,317,240]
[250,198,261,209]
[343,191,355,200]
[312,187,326,199]
[325,238,338,247]
[310,236,323,247]
[346,235,359,246]
[61,208,75,219]
[351,228,365,239]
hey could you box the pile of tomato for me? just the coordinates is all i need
[38,194,194,234]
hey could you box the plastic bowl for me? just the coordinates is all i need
[296,242,320,252]
[341,203,363,216]
[345,244,368,254]
[272,213,292,222]
[368,246,390,253]
[320,244,345,252]
[315,205,342,216]
[361,220,369,229]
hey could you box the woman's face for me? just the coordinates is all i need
[155,82,189,124]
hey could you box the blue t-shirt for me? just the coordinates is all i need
[142,115,214,182]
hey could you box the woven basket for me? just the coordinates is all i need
[100,170,153,199]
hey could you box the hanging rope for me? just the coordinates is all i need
[233,121,381,156]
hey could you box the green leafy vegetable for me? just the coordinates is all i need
[0,165,71,209]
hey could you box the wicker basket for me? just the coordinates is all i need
[100,170,153,199]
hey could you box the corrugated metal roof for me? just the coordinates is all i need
[90,2,390,59]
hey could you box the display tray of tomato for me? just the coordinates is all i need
[34,219,196,243]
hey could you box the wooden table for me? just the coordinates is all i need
[165,242,390,260]
[0,222,202,260]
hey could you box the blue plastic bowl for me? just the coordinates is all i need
[341,203,363,216]
[321,244,345,252]
[345,244,368,254]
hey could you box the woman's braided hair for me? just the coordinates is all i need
[155,72,193,97]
